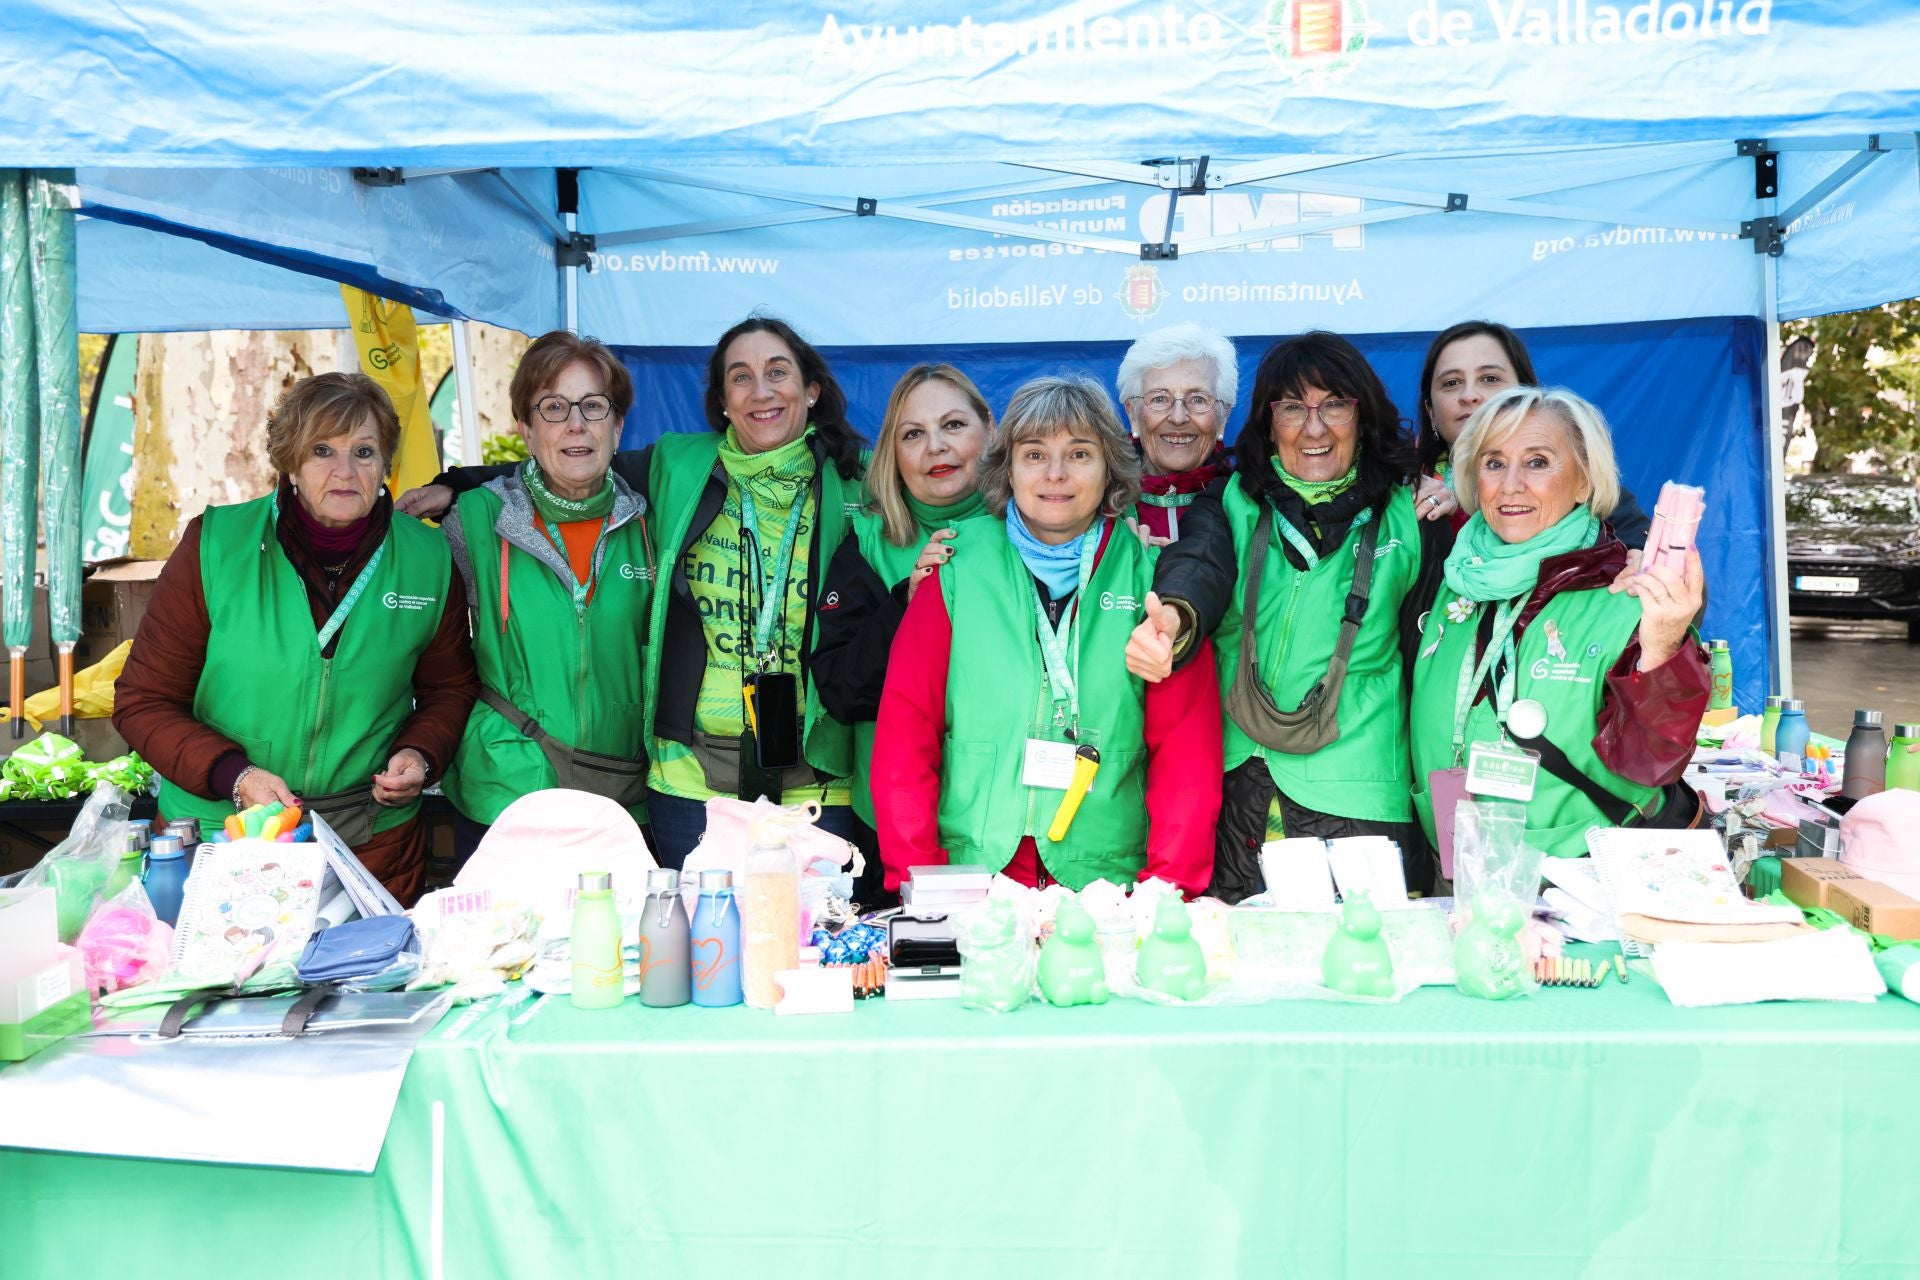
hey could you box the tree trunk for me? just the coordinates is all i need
[128,330,345,558]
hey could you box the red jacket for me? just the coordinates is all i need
[871,528,1222,897]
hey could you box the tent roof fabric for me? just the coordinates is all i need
[4,1,1917,167]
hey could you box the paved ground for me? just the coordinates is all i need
[1789,616,1920,739]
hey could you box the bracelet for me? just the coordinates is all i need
[231,765,259,809]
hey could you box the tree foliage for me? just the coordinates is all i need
[1786,300,1920,476]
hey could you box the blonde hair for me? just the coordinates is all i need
[980,375,1142,520]
[865,364,995,547]
[1451,385,1620,519]
[265,372,400,476]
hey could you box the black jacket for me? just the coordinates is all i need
[811,532,906,724]
[1151,470,1453,683]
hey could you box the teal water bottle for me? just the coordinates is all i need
[570,872,626,1010]
[1760,695,1784,756]
[1888,723,1920,792]
[1775,699,1810,772]
[1708,640,1733,711]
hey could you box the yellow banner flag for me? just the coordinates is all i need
[340,285,439,496]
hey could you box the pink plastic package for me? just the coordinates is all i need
[77,886,175,995]
[1643,481,1705,576]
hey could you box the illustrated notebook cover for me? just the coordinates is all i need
[1585,828,1801,927]
[168,842,328,986]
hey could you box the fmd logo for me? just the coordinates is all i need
[1257,0,1375,80]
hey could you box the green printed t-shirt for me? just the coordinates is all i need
[648,431,850,806]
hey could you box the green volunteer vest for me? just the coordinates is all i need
[847,504,995,826]
[1408,579,1663,857]
[157,494,450,834]
[938,519,1156,890]
[442,485,653,825]
[643,431,859,789]
[1212,479,1423,821]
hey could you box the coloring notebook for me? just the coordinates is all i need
[169,841,328,986]
[1586,828,1802,955]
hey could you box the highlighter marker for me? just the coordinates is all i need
[1046,744,1103,842]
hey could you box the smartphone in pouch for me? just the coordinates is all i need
[746,671,801,770]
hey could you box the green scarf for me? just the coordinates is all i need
[1273,457,1359,505]
[522,459,614,523]
[719,425,816,500]
[905,488,986,531]
[1444,506,1600,603]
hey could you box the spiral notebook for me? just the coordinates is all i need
[169,842,329,986]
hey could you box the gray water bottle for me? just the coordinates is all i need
[1842,709,1887,800]
[638,867,692,1008]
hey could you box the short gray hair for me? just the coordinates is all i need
[981,375,1142,520]
[1451,385,1621,520]
[1116,323,1239,410]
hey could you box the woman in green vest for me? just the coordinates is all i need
[401,317,867,869]
[1407,385,1708,859]
[1125,331,1450,902]
[114,373,478,904]
[813,364,997,862]
[438,331,653,858]
[871,375,1222,897]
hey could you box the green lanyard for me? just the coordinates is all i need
[1449,595,1525,766]
[1137,491,1196,509]
[1028,522,1102,735]
[272,494,386,652]
[541,518,607,612]
[1270,505,1371,572]
[736,482,809,663]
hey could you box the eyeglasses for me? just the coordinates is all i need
[1269,398,1358,430]
[1135,391,1218,417]
[533,394,614,424]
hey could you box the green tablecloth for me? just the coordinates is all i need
[5,955,1919,1278]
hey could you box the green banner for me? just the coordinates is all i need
[79,334,136,564]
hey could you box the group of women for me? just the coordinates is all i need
[113,313,1711,907]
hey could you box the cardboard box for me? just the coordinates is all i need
[1780,857,1862,911]
[76,558,163,665]
[1825,878,1920,942]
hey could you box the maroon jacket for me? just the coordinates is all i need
[1483,534,1709,788]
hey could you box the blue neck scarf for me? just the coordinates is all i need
[1006,504,1099,598]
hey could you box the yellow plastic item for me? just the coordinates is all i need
[15,640,133,730]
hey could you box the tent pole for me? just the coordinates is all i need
[564,210,579,332]
[449,320,478,467]
[1762,246,1794,699]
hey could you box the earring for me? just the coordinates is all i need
[808,398,816,407]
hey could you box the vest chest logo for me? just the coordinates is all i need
[1527,618,1593,685]
[1355,536,1404,560]
[1098,591,1140,613]
[381,591,438,612]
[617,563,653,581]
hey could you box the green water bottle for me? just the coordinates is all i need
[1707,640,1733,711]
[1760,695,1784,756]
[1889,723,1920,792]
[570,871,626,1010]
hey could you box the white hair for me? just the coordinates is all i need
[1116,323,1239,410]
[1451,385,1622,520]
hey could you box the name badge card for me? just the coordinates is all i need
[1465,741,1540,802]
[1021,739,1078,790]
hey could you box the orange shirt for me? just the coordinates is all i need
[541,518,604,604]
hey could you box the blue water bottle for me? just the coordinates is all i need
[142,833,190,927]
[690,869,743,1007]
[1775,698,1811,772]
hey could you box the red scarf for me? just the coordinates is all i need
[1136,446,1232,540]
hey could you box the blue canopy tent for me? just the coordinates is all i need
[7,0,1920,710]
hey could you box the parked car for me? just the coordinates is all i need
[1786,473,1920,641]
